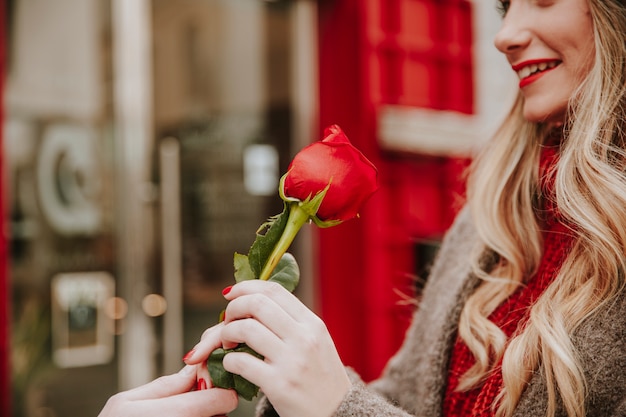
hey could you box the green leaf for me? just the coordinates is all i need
[248,205,289,278]
[208,345,264,401]
[268,253,300,293]
[233,374,260,401]
[208,348,233,390]
[233,253,255,282]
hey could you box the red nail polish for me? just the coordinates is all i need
[222,285,233,296]
[182,348,195,362]
[198,378,207,390]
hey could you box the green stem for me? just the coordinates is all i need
[258,202,310,281]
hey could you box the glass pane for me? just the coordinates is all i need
[5,0,298,415]
[5,0,119,415]
[152,3,294,413]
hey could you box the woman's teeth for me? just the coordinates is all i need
[517,61,559,79]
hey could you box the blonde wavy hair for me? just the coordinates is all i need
[460,1,626,416]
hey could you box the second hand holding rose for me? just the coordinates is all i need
[220,280,352,417]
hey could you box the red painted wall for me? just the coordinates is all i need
[316,0,472,381]
[0,0,10,413]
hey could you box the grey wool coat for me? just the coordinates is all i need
[256,207,626,417]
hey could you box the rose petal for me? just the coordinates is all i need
[283,125,378,222]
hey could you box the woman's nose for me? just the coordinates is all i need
[493,8,532,54]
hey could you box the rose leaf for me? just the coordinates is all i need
[208,345,264,401]
[267,253,300,293]
[207,348,234,389]
[248,204,289,278]
[234,253,255,282]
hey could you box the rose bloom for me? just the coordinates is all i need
[282,125,378,222]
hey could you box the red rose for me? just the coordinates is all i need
[210,126,379,397]
[282,124,378,222]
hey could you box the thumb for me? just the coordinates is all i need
[123,366,197,400]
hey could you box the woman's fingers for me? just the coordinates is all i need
[224,280,313,324]
[220,316,285,358]
[122,365,198,400]
[219,312,351,417]
[196,364,212,390]
[222,350,271,389]
[223,290,298,341]
[126,388,237,417]
[170,388,238,416]
[183,323,224,365]
[98,367,239,417]
[178,388,237,417]
[181,324,223,391]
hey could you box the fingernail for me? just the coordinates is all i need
[182,348,195,362]
[197,378,207,390]
[222,285,233,296]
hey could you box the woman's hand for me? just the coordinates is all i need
[190,280,351,417]
[97,365,238,417]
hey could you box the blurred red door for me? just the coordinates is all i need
[317,0,472,381]
[0,0,10,414]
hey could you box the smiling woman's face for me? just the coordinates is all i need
[494,0,595,124]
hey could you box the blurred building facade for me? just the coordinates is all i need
[0,0,514,416]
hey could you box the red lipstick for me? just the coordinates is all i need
[512,59,561,89]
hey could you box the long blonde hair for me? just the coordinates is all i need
[461,1,626,416]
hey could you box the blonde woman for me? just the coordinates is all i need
[187,0,626,416]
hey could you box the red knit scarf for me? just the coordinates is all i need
[442,140,574,416]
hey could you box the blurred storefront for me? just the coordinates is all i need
[1,0,515,416]
[1,1,9,415]
[3,0,316,415]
